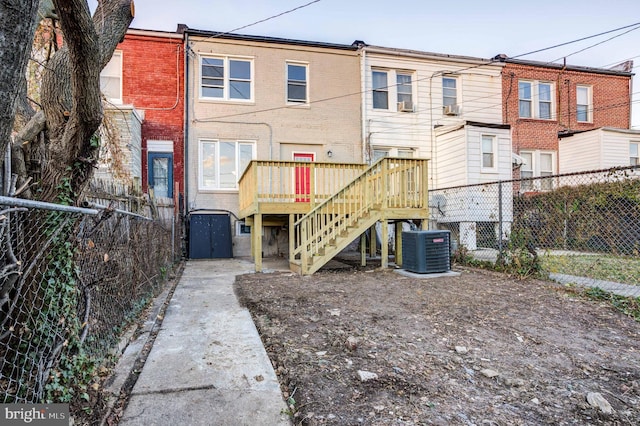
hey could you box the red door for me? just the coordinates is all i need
[294,152,314,202]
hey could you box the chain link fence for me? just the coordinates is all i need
[0,194,179,404]
[429,165,640,298]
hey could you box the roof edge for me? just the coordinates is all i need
[505,58,634,77]
[184,29,359,51]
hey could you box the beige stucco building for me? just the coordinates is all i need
[183,29,363,257]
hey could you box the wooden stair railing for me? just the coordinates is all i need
[290,158,428,274]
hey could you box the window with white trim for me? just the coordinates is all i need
[520,150,556,191]
[481,135,497,171]
[200,55,253,101]
[372,70,388,109]
[631,142,639,166]
[397,73,413,109]
[287,62,308,103]
[100,51,122,104]
[576,85,592,122]
[519,80,554,120]
[199,140,255,190]
[443,77,457,107]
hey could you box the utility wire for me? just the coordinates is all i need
[197,21,640,122]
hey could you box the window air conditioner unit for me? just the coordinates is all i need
[443,104,460,116]
[397,101,414,112]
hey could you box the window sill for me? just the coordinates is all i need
[198,98,255,105]
[517,117,557,123]
[197,188,240,194]
[286,102,310,108]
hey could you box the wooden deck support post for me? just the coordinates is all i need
[395,221,403,267]
[381,219,388,269]
[360,232,366,267]
[253,213,263,272]
[369,224,376,257]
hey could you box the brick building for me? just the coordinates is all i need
[102,28,185,203]
[500,58,633,183]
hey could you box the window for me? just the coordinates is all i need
[236,220,251,236]
[519,80,554,119]
[443,77,457,107]
[287,62,308,103]
[372,71,388,109]
[631,142,639,166]
[481,135,496,171]
[576,85,591,122]
[201,55,253,101]
[397,73,413,107]
[519,150,556,191]
[100,51,122,104]
[199,140,255,190]
[372,149,389,162]
[520,152,534,191]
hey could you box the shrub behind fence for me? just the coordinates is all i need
[429,165,640,297]
[0,196,179,404]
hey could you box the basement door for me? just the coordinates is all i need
[293,152,314,202]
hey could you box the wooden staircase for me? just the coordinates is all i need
[290,157,428,274]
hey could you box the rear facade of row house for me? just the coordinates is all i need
[100,29,185,205]
[183,29,363,258]
[500,57,634,191]
[101,28,634,259]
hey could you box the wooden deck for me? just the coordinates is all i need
[238,158,430,274]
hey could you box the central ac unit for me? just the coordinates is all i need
[443,104,460,116]
[402,230,451,274]
[397,101,414,112]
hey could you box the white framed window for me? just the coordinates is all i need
[372,70,388,110]
[200,55,253,101]
[576,85,592,122]
[631,142,639,166]
[520,150,556,191]
[236,220,251,236]
[481,135,497,172]
[287,62,308,103]
[519,80,554,120]
[199,140,255,190]
[100,50,122,104]
[397,73,413,111]
[443,77,457,108]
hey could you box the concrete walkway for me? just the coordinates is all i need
[118,259,290,426]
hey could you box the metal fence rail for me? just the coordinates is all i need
[429,165,640,298]
[0,197,178,403]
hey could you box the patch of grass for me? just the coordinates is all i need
[542,254,640,285]
[583,287,640,322]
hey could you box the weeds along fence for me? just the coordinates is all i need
[429,165,640,298]
[0,193,180,404]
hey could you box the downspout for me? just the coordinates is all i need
[429,74,435,189]
[183,34,190,215]
[360,47,367,163]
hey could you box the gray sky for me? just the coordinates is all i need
[97,0,640,127]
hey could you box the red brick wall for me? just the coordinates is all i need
[502,62,631,155]
[116,32,185,202]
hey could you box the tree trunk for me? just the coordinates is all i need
[27,0,134,203]
[0,0,40,174]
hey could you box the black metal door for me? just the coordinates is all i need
[189,214,233,259]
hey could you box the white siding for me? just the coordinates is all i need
[433,126,467,188]
[602,130,634,167]
[559,130,603,173]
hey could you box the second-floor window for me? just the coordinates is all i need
[372,71,388,109]
[100,51,122,104]
[397,73,413,110]
[631,142,639,166]
[576,85,592,122]
[201,55,253,101]
[443,77,457,107]
[519,80,554,120]
[287,62,308,103]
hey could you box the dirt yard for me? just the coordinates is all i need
[235,260,640,425]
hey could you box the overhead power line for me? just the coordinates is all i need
[195,21,640,121]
